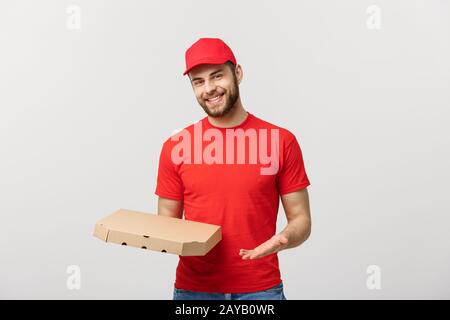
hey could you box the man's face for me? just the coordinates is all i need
[189,63,240,118]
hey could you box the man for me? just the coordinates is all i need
[155,38,311,300]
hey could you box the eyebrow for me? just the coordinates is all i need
[190,68,224,82]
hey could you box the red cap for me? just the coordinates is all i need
[183,38,237,76]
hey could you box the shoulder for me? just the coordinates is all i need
[160,119,201,148]
[251,114,298,145]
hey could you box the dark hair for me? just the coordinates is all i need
[188,61,236,80]
[225,60,236,73]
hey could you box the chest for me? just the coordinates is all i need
[179,163,277,197]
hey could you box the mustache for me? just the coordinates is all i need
[203,91,225,100]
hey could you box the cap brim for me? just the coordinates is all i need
[183,57,231,76]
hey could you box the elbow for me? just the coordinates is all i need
[304,218,312,242]
[306,225,312,241]
[291,217,311,247]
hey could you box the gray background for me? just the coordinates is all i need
[1,0,449,299]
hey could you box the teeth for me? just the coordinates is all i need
[208,95,222,101]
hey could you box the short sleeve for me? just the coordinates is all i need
[154,140,184,200]
[277,135,311,195]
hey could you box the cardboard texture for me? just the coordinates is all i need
[93,209,222,256]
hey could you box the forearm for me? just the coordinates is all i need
[157,197,184,219]
[239,212,311,260]
[278,215,311,250]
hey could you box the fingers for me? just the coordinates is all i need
[279,235,288,244]
[239,236,287,260]
[242,253,255,260]
[239,249,255,260]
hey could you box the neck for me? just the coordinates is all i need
[207,98,247,128]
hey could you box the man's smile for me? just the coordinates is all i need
[206,93,224,106]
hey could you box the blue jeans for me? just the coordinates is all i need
[173,282,287,300]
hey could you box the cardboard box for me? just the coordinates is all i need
[93,208,222,256]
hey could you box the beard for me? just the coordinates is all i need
[197,74,240,118]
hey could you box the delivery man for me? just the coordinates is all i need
[155,38,312,300]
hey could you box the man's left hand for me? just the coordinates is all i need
[239,234,289,260]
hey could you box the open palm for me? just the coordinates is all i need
[239,234,289,260]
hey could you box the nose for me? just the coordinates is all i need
[204,80,217,96]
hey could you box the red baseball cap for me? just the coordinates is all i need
[183,38,237,76]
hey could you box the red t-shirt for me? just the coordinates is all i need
[155,112,310,293]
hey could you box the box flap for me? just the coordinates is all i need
[93,208,222,256]
[97,208,221,244]
[93,222,109,241]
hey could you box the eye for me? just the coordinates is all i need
[193,80,204,86]
[214,74,222,79]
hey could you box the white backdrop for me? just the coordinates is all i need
[0,0,449,299]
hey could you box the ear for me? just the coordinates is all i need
[235,64,243,84]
